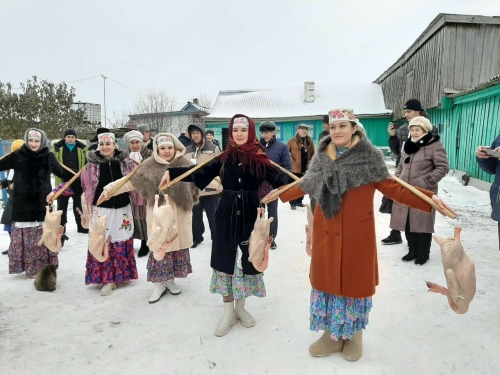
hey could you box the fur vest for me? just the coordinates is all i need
[299,132,390,219]
[130,156,199,211]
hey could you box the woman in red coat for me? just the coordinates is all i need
[274,108,453,362]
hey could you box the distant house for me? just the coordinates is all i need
[125,98,210,137]
[375,13,500,119]
[204,82,392,148]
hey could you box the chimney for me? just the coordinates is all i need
[304,81,315,103]
[193,98,199,105]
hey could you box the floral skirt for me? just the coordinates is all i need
[310,287,372,340]
[85,238,138,285]
[147,248,192,282]
[209,262,266,299]
[8,225,58,277]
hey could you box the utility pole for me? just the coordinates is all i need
[102,75,107,126]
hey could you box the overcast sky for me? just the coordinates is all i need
[0,0,498,124]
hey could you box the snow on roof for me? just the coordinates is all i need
[205,83,391,120]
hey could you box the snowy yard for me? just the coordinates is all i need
[0,175,499,375]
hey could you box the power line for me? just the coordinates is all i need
[66,75,102,84]
[107,77,148,96]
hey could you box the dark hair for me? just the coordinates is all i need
[322,115,329,124]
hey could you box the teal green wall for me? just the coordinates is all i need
[427,84,500,183]
[206,116,392,147]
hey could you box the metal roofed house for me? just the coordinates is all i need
[204,82,392,148]
[127,98,210,137]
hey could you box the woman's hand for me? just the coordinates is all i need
[432,195,456,216]
[46,192,55,203]
[159,170,170,189]
[262,189,279,204]
[98,190,108,202]
[476,146,490,159]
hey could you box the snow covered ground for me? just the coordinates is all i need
[1,174,499,375]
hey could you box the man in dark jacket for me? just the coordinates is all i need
[259,120,292,249]
[382,98,439,245]
[318,115,330,141]
[51,129,88,235]
[185,123,221,248]
[205,129,221,150]
[178,128,192,147]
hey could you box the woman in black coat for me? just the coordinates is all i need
[160,114,289,337]
[0,129,64,277]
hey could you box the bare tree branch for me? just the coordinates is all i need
[133,88,179,134]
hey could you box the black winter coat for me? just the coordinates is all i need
[0,145,64,222]
[0,177,13,226]
[169,158,289,275]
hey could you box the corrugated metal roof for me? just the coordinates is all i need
[205,84,391,120]
[447,75,500,98]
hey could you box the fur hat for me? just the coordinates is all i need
[404,99,423,112]
[124,130,143,144]
[328,108,356,124]
[259,121,276,132]
[11,139,24,152]
[409,116,432,133]
[90,127,110,142]
[137,124,150,133]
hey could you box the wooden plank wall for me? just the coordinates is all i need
[377,23,500,119]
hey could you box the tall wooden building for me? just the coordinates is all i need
[375,13,500,119]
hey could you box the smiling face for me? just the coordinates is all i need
[206,133,214,142]
[158,144,175,162]
[98,141,116,158]
[329,120,356,148]
[129,140,142,152]
[232,126,249,145]
[410,126,426,141]
[28,139,41,152]
[190,130,203,146]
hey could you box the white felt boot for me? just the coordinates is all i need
[234,298,256,328]
[149,282,168,304]
[100,283,117,296]
[214,301,237,337]
[165,279,181,295]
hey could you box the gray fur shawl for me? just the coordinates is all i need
[130,156,199,211]
[299,132,390,219]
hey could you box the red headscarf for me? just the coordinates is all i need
[220,114,274,177]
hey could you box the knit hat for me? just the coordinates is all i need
[11,139,24,152]
[124,130,143,144]
[23,128,48,152]
[259,121,276,132]
[408,116,433,133]
[233,117,249,128]
[328,108,356,124]
[322,115,329,124]
[297,124,309,130]
[97,132,116,144]
[404,99,423,111]
[137,124,150,133]
[64,129,77,137]
[206,129,214,136]
[90,127,110,142]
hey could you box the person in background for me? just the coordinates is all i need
[88,128,110,151]
[476,138,500,250]
[287,124,315,210]
[178,127,192,147]
[185,123,222,248]
[382,98,439,245]
[206,129,221,150]
[318,115,330,141]
[259,120,292,249]
[51,129,88,237]
[124,130,153,257]
[1,140,24,255]
[390,116,449,265]
[137,124,153,151]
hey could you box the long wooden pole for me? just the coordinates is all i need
[59,162,76,175]
[159,152,222,191]
[96,163,142,206]
[261,178,302,204]
[270,160,299,181]
[391,175,457,219]
[50,167,85,203]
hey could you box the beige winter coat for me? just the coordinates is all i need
[390,134,449,233]
[103,134,198,251]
